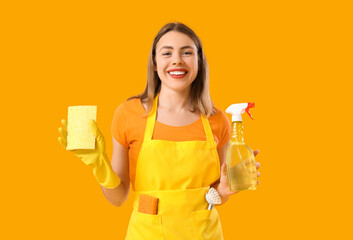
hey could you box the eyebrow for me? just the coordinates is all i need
[158,45,195,52]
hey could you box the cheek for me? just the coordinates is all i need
[190,58,199,70]
[193,61,199,73]
[155,59,167,71]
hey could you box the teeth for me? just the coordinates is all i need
[169,71,186,75]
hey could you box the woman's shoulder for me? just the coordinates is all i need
[208,106,231,126]
[210,106,227,118]
[114,97,145,116]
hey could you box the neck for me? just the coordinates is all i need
[158,86,192,112]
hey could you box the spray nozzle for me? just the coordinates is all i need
[245,102,255,120]
[226,102,255,122]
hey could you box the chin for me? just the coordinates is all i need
[161,83,192,92]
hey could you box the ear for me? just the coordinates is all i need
[153,65,157,71]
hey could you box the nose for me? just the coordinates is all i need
[172,53,184,66]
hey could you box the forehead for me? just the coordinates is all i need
[156,31,197,50]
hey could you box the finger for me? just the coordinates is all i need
[58,126,67,139]
[254,149,259,157]
[90,119,104,141]
[58,136,67,148]
[256,162,260,169]
[257,172,260,177]
[61,119,67,128]
[221,162,227,176]
[257,180,260,185]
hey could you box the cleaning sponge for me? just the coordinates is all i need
[138,194,159,215]
[66,106,97,150]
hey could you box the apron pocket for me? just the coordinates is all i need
[191,208,223,240]
[125,211,164,240]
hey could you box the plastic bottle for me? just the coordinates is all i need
[225,102,257,191]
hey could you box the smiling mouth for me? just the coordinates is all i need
[168,72,188,78]
[168,71,188,76]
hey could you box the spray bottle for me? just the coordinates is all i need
[225,102,257,191]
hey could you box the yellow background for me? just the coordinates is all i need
[1,0,352,239]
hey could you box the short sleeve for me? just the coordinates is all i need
[111,103,129,148]
[217,110,231,149]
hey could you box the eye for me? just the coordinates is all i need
[184,51,192,55]
[162,52,171,56]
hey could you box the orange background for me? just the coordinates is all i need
[1,0,352,239]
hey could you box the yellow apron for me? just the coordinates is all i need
[125,93,223,240]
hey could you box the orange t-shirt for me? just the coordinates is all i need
[111,98,231,190]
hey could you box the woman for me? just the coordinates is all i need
[58,22,260,240]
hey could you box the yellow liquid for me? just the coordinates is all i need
[226,121,257,191]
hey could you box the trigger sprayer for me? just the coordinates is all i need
[225,102,255,121]
[225,102,257,191]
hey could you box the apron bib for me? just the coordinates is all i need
[125,93,223,240]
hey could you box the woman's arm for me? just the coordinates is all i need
[100,137,130,207]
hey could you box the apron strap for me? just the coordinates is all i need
[200,114,217,148]
[143,92,159,143]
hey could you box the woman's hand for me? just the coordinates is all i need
[216,150,261,203]
[58,118,121,189]
[58,119,107,166]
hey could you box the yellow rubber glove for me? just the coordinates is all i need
[58,119,121,189]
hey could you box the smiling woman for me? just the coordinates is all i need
[111,22,233,240]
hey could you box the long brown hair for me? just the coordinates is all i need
[128,22,216,118]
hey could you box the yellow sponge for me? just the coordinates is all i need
[66,105,97,150]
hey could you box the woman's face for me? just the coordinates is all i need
[154,31,198,93]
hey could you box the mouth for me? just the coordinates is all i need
[167,70,188,78]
